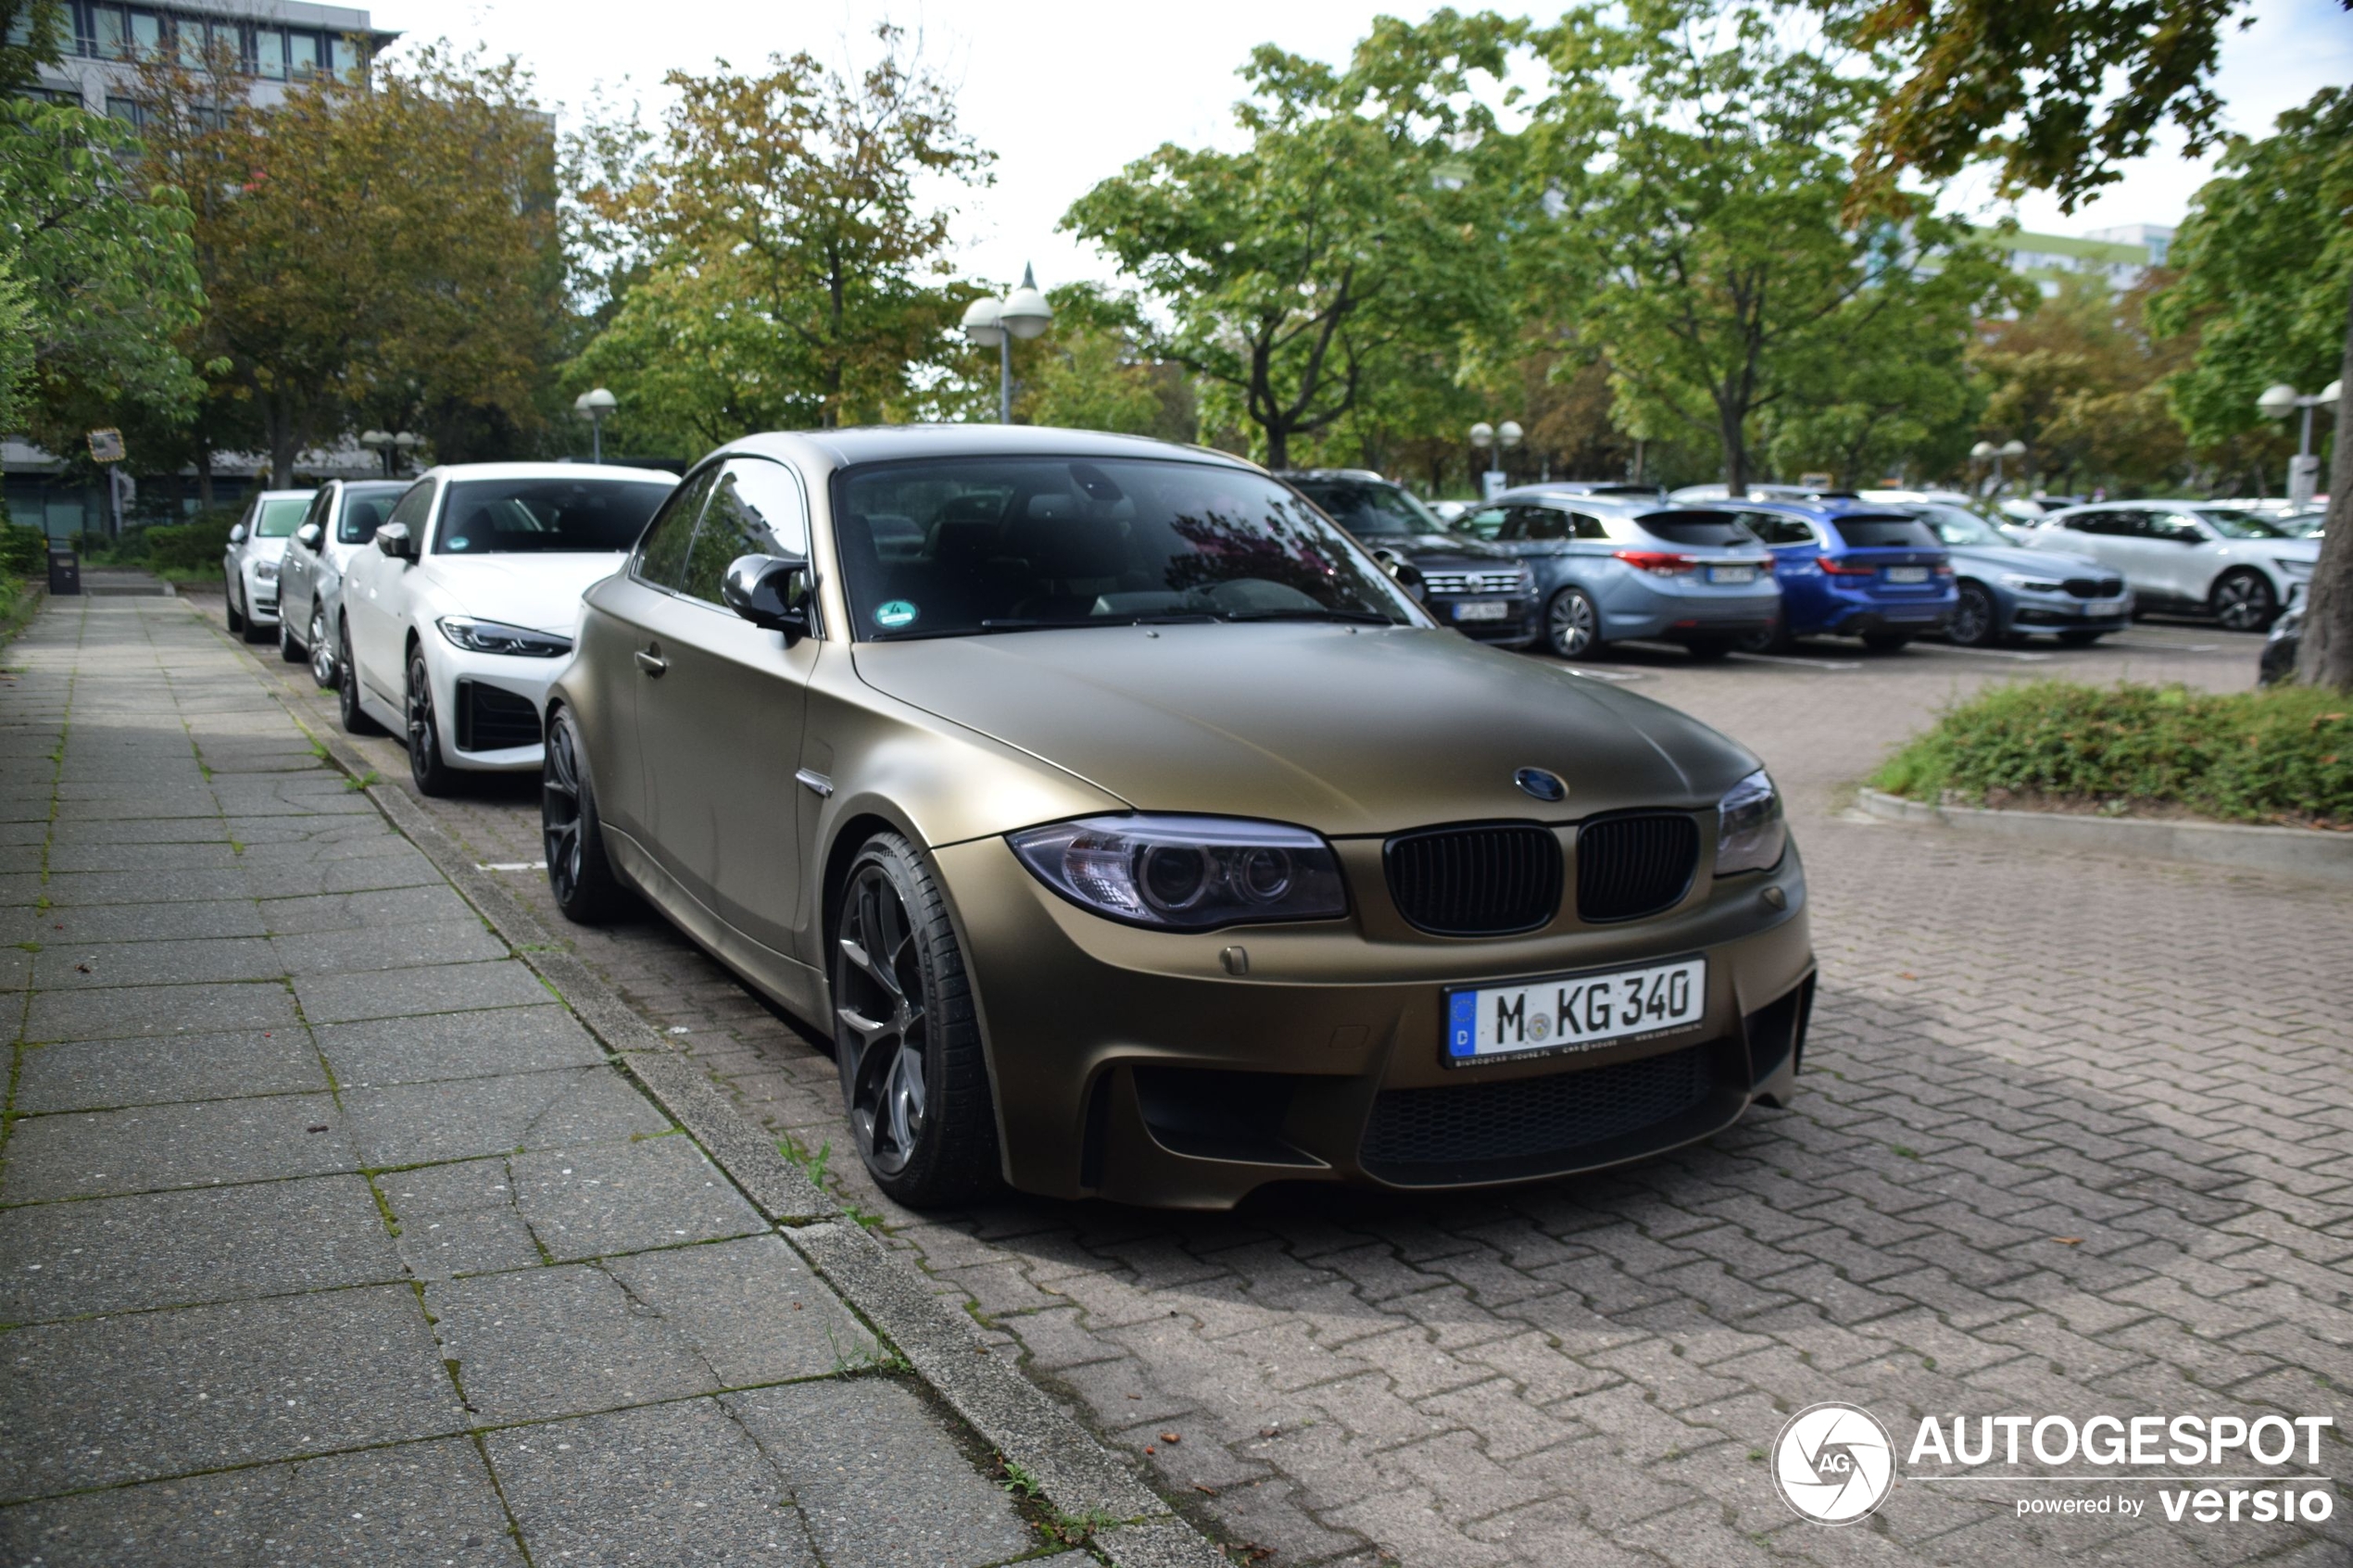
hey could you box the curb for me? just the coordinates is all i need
[1856,787,2353,883]
[206,609,1225,1568]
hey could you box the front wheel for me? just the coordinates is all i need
[225,583,245,635]
[2210,569,2277,633]
[277,607,305,663]
[1947,582,1999,647]
[542,707,630,922]
[405,646,458,797]
[1860,633,1912,653]
[1736,623,1790,655]
[831,832,1000,1208]
[1683,637,1735,661]
[1542,586,1603,659]
[308,608,337,688]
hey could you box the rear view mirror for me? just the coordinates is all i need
[723,553,812,644]
[375,522,415,560]
[227,523,247,546]
[296,522,323,551]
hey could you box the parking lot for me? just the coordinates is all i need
[203,598,2353,1568]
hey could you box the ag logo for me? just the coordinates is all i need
[1772,1402,1895,1524]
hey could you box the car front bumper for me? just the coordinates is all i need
[2004,592,2133,633]
[931,833,1815,1209]
[422,641,561,772]
[1430,595,1538,644]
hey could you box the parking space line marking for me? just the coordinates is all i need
[1909,643,2056,663]
[2104,638,2222,653]
[476,860,547,872]
[1725,652,1863,671]
[1556,667,1648,682]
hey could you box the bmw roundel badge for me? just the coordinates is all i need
[1515,767,1567,803]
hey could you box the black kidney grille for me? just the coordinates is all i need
[1362,1045,1711,1169]
[2063,577,2123,598]
[1384,824,1562,936]
[1576,812,1699,922]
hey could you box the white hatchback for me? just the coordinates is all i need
[2024,502,2321,632]
[336,462,677,794]
[221,488,316,641]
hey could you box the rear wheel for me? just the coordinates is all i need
[1736,623,1791,655]
[1947,582,1999,647]
[1542,586,1603,659]
[542,706,629,923]
[2209,569,2276,633]
[1860,633,1912,653]
[308,608,336,688]
[831,832,1000,1208]
[405,646,457,797]
[337,624,384,735]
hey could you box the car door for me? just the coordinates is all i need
[2146,510,2218,601]
[1743,512,1824,628]
[346,479,437,702]
[632,456,820,959]
[280,486,331,633]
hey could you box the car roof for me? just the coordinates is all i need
[416,461,678,485]
[253,488,314,500]
[1720,495,1903,519]
[1491,489,1663,512]
[720,424,1261,476]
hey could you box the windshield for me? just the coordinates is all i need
[337,483,407,546]
[2197,508,2291,540]
[1286,478,1442,538]
[835,457,1417,641]
[1915,504,2005,547]
[434,477,673,555]
[253,496,312,538]
[1638,511,1756,547]
[2278,510,2326,537]
[1828,514,1938,549]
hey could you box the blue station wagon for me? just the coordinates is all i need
[1722,500,1957,652]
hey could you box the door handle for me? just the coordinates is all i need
[635,646,668,677]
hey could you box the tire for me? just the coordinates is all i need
[337,624,385,736]
[404,644,458,797]
[277,607,305,662]
[1947,582,1999,647]
[1860,633,1912,653]
[1683,637,1735,661]
[1736,623,1791,655]
[831,831,1000,1208]
[308,607,337,688]
[1541,586,1603,659]
[2057,629,2106,647]
[2209,569,2277,633]
[542,706,630,923]
[225,585,245,635]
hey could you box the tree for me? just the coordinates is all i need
[1835,0,2353,685]
[569,26,988,449]
[1011,285,1192,440]
[1524,1,2012,495]
[1064,14,1518,470]
[0,0,65,97]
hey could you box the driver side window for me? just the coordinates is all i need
[382,481,436,537]
[678,458,808,606]
[2151,511,2207,543]
[632,466,719,592]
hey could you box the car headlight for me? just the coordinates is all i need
[2274,558,2313,576]
[1715,770,1785,876]
[252,559,279,582]
[1997,572,2064,593]
[1008,814,1348,931]
[435,617,573,658]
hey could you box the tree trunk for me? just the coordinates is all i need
[2294,276,2353,689]
[195,445,213,509]
[1720,399,1749,498]
[1264,420,1289,472]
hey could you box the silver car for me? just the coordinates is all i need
[222,487,316,643]
[1455,491,1780,659]
[272,479,409,686]
[2024,501,2320,631]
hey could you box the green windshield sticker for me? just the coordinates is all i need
[875,600,918,629]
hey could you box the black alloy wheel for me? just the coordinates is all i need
[225,583,245,635]
[1947,582,1999,647]
[542,707,628,922]
[1543,586,1602,659]
[337,624,384,735]
[2209,570,2277,633]
[404,646,456,796]
[308,607,336,688]
[831,833,999,1207]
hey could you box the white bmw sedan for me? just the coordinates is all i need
[337,462,677,794]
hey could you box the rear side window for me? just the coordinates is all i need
[1638,511,1755,547]
[1827,514,1936,549]
[1742,511,1813,546]
[632,467,720,590]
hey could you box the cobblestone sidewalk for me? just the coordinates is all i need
[0,597,1055,1567]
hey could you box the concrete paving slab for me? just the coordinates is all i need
[0,1093,355,1202]
[341,1066,669,1167]
[505,1136,766,1261]
[0,1173,399,1322]
[271,920,506,977]
[315,1004,607,1087]
[0,1284,466,1499]
[727,1378,1037,1568]
[293,960,550,1026]
[30,935,282,989]
[605,1235,879,1386]
[425,1263,721,1424]
[37,870,247,908]
[482,1398,818,1567]
[244,848,448,899]
[259,882,479,935]
[40,841,240,873]
[20,978,297,1043]
[33,899,268,944]
[396,1203,547,1280]
[14,1027,326,1111]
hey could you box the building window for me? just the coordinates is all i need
[128,7,159,56]
[253,25,284,79]
[105,94,145,127]
[91,3,127,59]
[287,30,318,79]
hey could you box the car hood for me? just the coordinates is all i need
[421,554,625,636]
[2233,536,2322,561]
[852,624,1756,838]
[1365,533,1513,564]
[1948,543,2108,576]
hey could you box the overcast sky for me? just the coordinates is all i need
[379,0,2352,291]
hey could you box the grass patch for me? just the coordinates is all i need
[1870,680,2353,829]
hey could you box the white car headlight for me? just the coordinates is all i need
[1716,770,1786,876]
[435,617,573,658]
[1997,572,2064,593]
[252,559,279,582]
[1008,814,1348,931]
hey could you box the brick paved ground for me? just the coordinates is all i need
[0,597,1052,1568]
[226,599,2353,1567]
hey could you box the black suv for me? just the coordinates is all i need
[1278,470,1536,647]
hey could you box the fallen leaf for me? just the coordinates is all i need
[1897,972,1915,980]
[1126,1393,1142,1400]
[2051,1236,2082,1246]
[1193,1484,1217,1497]
[1259,1426,1279,1438]
[1143,1445,1156,1456]
[1160,1432,1182,1444]
[307,1124,330,1134]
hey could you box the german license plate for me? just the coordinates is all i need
[1445,956,1706,1064]
[1705,565,1755,584]
[1453,600,1510,621]
[2089,601,2125,616]
[1884,566,1930,583]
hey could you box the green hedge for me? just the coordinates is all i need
[137,514,237,579]
[0,522,45,576]
[1870,680,2353,829]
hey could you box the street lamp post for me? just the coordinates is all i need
[1971,438,2028,496]
[962,264,1055,423]
[1469,420,1522,498]
[2258,380,2342,506]
[574,388,617,465]
[359,429,419,479]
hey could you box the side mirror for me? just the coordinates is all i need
[227,523,247,546]
[723,553,812,643]
[375,522,415,560]
[296,522,323,551]
[1390,559,1428,603]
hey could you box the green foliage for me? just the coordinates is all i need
[1870,680,2353,827]
[2150,88,2353,449]
[131,514,234,579]
[0,0,66,98]
[0,521,44,574]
